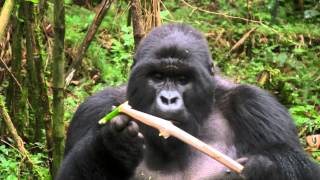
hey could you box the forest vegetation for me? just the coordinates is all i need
[0,0,319,179]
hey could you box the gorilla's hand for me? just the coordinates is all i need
[238,155,276,180]
[99,115,144,170]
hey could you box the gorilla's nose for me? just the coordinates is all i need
[157,90,183,112]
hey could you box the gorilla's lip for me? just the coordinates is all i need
[150,108,183,125]
[168,119,181,125]
[154,114,182,125]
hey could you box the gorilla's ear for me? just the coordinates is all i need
[210,62,215,76]
[131,57,137,69]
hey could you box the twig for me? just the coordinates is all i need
[181,0,260,24]
[64,0,113,87]
[0,58,23,91]
[228,27,257,54]
[1,55,33,110]
[180,0,298,45]
[0,96,32,164]
[1,139,20,152]
[102,102,244,173]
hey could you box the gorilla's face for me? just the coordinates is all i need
[127,24,215,148]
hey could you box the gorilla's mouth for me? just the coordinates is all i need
[148,104,187,126]
[168,119,181,125]
[153,111,184,125]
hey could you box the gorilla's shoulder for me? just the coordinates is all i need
[224,84,291,122]
[229,84,277,103]
[80,85,127,110]
[218,83,288,115]
[71,85,127,128]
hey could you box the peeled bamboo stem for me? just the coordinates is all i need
[119,102,244,174]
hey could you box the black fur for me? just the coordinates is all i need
[56,24,320,180]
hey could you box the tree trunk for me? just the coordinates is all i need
[6,2,28,136]
[131,0,145,50]
[52,0,66,177]
[32,3,54,175]
[23,2,44,142]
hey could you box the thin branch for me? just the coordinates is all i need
[0,58,23,91]
[228,27,257,54]
[0,102,44,179]
[180,0,298,45]
[1,139,20,152]
[181,0,261,23]
[64,0,113,87]
[2,61,33,110]
[0,96,32,164]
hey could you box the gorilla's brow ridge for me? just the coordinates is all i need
[155,45,190,60]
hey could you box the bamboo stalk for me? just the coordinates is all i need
[118,102,244,174]
[0,0,14,40]
[52,0,66,177]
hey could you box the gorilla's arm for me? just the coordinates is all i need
[220,85,320,180]
[56,88,143,180]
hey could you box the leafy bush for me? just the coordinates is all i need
[0,142,50,180]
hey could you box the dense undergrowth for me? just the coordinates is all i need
[1,0,319,179]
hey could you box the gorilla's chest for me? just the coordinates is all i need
[132,143,238,180]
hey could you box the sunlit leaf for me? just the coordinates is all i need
[304,10,320,19]
[25,0,39,4]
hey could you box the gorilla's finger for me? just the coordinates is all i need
[126,121,140,137]
[236,157,248,165]
[112,115,129,131]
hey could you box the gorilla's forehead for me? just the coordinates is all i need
[135,24,212,66]
[133,58,194,74]
[154,44,191,60]
[142,37,211,67]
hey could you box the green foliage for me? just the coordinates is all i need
[101,25,134,86]
[311,150,320,163]
[0,145,19,180]
[290,105,320,134]
[64,3,133,87]
[0,142,50,180]
[64,80,91,121]
[65,6,95,46]
[25,0,39,4]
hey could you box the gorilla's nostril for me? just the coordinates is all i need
[160,96,169,105]
[157,90,183,111]
[170,97,178,104]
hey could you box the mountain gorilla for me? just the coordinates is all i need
[56,24,320,180]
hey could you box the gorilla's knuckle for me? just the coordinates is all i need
[126,121,140,137]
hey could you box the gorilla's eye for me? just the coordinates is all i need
[177,75,189,85]
[151,72,165,82]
